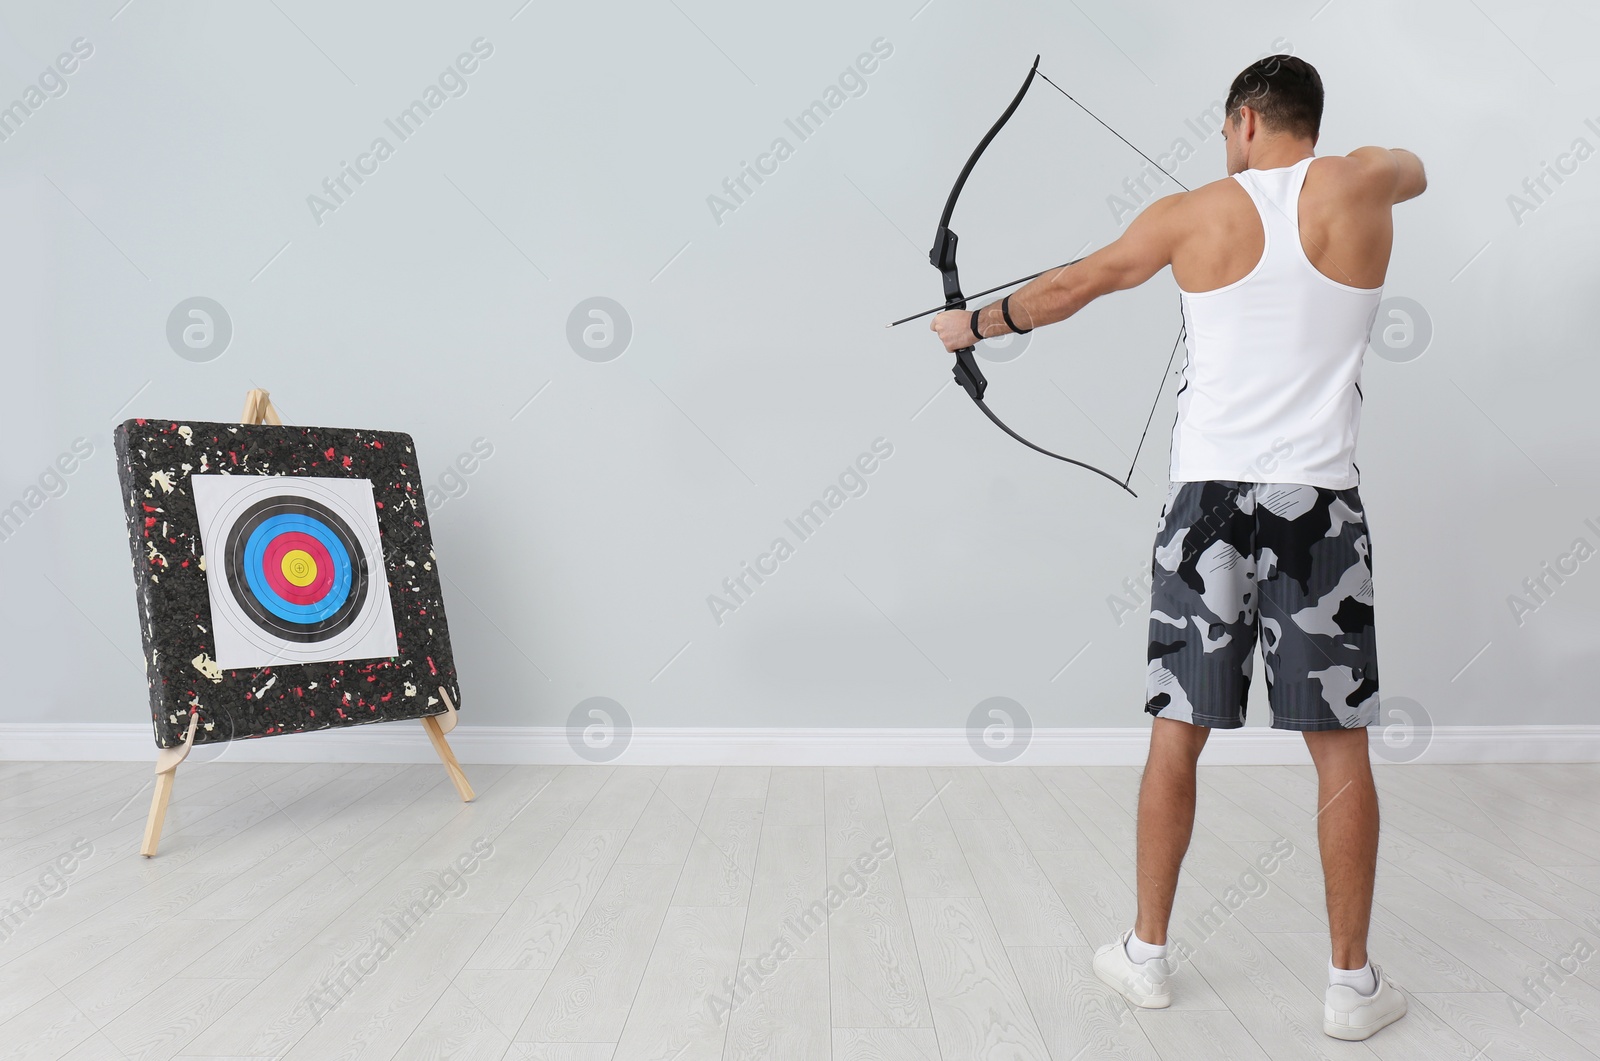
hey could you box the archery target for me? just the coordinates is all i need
[191,475,398,669]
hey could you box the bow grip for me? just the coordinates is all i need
[930,226,986,400]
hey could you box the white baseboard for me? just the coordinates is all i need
[2,723,1597,765]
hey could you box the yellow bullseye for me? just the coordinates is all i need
[281,549,318,587]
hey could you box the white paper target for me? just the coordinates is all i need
[191,475,399,669]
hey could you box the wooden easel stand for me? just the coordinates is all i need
[140,389,474,857]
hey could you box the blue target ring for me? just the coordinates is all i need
[240,513,353,624]
[223,495,371,644]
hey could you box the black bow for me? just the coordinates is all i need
[909,55,1191,498]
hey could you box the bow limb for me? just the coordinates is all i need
[928,55,1042,388]
[973,397,1137,496]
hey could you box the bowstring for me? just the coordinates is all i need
[1126,310,1186,486]
[1034,66,1192,488]
[1034,69,1190,192]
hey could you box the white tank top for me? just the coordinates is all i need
[1169,157,1383,489]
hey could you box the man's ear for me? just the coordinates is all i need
[1239,106,1256,140]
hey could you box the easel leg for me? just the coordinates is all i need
[423,687,474,802]
[240,387,284,426]
[141,386,276,858]
[141,769,175,857]
[141,712,199,858]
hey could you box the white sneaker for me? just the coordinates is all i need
[1093,929,1172,1008]
[1323,963,1407,1040]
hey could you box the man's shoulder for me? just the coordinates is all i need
[1178,174,1250,204]
[1306,151,1407,201]
[1151,175,1249,227]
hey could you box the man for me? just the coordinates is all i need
[932,54,1423,1041]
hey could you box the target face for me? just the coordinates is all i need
[191,475,398,669]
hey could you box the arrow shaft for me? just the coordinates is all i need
[887,258,1086,328]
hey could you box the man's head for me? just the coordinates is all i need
[1222,54,1322,173]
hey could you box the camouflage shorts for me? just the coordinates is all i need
[1145,480,1379,731]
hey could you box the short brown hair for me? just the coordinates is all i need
[1225,55,1323,141]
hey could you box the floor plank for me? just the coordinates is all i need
[907,895,1051,1059]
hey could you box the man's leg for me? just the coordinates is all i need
[1303,727,1379,969]
[1098,480,1251,1008]
[1133,717,1211,945]
[1253,485,1404,1038]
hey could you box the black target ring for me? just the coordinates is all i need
[222,495,371,644]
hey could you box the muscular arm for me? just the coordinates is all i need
[932,193,1184,349]
[1347,146,1427,204]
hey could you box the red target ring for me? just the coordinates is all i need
[261,531,337,606]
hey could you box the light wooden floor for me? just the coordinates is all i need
[1,760,1596,1061]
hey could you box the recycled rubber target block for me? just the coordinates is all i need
[113,418,460,750]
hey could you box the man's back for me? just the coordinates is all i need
[1127,145,1425,487]
[1168,148,1426,295]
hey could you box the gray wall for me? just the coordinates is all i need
[1,0,1595,737]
